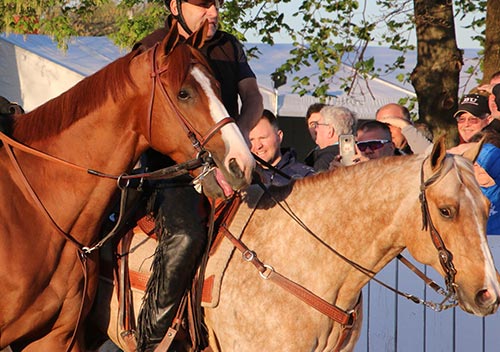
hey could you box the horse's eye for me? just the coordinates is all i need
[178,90,190,100]
[439,207,452,218]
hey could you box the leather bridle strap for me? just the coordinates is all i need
[419,160,458,297]
[397,254,447,295]
[219,225,357,327]
[148,43,236,152]
[0,130,93,174]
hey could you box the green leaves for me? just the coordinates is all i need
[0,0,489,114]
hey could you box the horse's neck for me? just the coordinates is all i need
[259,158,422,309]
[6,81,150,239]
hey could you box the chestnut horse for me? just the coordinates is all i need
[0,22,254,352]
[97,139,500,351]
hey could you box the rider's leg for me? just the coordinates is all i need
[137,181,208,352]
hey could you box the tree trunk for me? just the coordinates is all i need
[410,0,462,147]
[482,0,500,83]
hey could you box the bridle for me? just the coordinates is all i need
[418,157,458,306]
[146,42,235,153]
[0,40,236,352]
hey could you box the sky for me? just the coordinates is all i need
[241,1,483,49]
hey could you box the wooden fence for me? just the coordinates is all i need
[354,236,500,352]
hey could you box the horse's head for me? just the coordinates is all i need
[142,20,254,196]
[407,137,500,316]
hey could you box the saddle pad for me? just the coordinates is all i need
[202,184,264,308]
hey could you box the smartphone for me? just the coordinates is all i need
[339,134,356,166]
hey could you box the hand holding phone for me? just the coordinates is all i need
[339,134,356,166]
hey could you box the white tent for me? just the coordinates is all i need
[0,34,125,111]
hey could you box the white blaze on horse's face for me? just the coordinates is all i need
[465,186,500,314]
[190,66,255,186]
[450,159,500,315]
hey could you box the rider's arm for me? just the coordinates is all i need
[237,77,263,141]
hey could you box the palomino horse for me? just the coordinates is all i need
[98,139,500,351]
[0,21,254,352]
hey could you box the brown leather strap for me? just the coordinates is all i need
[397,254,445,294]
[219,225,356,327]
[199,117,236,147]
[153,295,188,352]
[333,293,362,352]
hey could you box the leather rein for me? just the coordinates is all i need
[0,41,234,352]
[217,156,459,349]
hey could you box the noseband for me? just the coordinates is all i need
[419,158,458,305]
[147,43,235,154]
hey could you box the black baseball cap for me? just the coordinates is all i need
[454,94,490,119]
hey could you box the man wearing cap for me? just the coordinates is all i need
[132,1,263,351]
[454,93,492,143]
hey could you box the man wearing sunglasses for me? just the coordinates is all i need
[133,1,263,351]
[356,120,395,160]
[329,120,395,168]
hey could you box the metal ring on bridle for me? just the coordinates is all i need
[116,173,130,190]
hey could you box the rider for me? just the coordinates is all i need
[134,1,263,351]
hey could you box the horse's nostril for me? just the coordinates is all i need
[229,158,243,179]
[475,288,496,307]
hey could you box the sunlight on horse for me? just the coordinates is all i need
[97,139,500,352]
[0,21,253,352]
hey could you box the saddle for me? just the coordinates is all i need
[104,185,264,351]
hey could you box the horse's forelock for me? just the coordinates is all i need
[163,44,213,93]
[13,51,137,143]
[451,154,485,199]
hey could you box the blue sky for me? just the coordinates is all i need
[241,1,482,49]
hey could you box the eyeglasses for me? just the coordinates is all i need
[308,121,330,129]
[455,115,484,124]
[357,139,390,152]
[184,0,223,9]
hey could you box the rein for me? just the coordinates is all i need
[268,158,459,312]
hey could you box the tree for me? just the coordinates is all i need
[483,0,500,82]
[410,0,463,146]
[0,0,494,145]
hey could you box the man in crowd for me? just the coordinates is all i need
[356,120,396,160]
[375,103,431,154]
[250,109,314,186]
[304,104,357,171]
[454,93,491,143]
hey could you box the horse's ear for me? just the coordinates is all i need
[162,18,181,55]
[185,20,209,49]
[429,135,447,172]
[462,138,485,163]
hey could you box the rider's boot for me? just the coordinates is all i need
[137,182,208,352]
